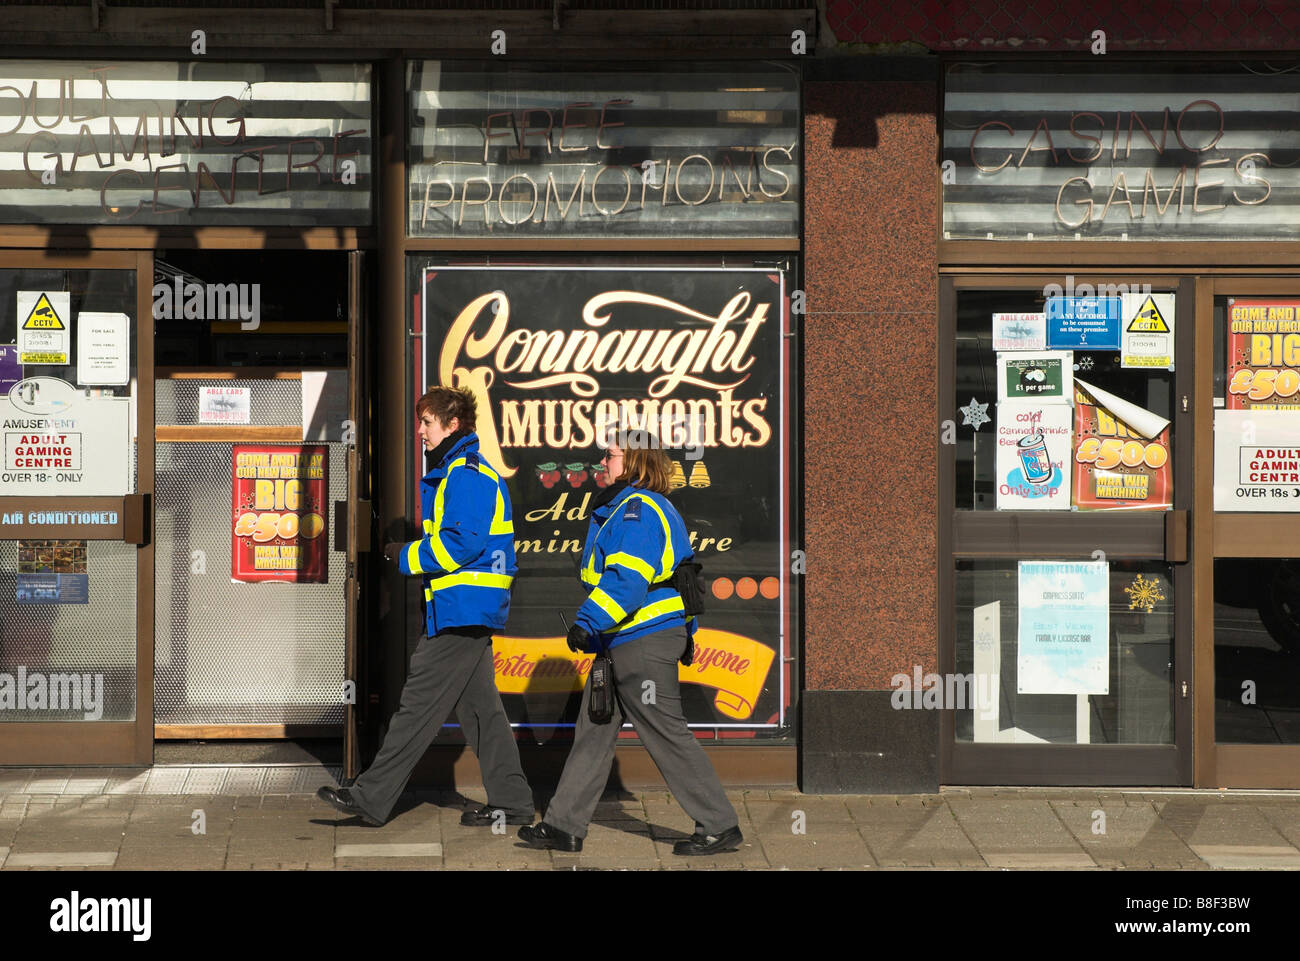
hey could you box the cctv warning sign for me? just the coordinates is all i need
[16,291,70,365]
[1121,292,1174,371]
[21,293,65,330]
[1127,295,1170,333]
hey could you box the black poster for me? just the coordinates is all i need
[421,266,789,735]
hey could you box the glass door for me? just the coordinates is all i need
[0,250,153,765]
[1200,277,1300,787]
[940,274,1194,785]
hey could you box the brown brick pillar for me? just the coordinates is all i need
[801,79,939,791]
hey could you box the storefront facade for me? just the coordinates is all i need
[7,1,1300,792]
[938,59,1300,789]
[802,1,1300,792]
[0,4,810,786]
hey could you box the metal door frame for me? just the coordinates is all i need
[939,272,1195,786]
[0,248,154,766]
[1196,275,1300,787]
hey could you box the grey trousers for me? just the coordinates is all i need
[544,625,738,840]
[348,631,533,823]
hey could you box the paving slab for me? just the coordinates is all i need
[1253,806,1300,849]
[743,797,859,838]
[983,852,1097,869]
[946,798,1085,854]
[1157,800,1296,848]
[759,834,875,869]
[334,842,443,858]
[1190,844,1300,869]
[1048,800,1197,868]
[845,798,983,865]
[5,851,117,867]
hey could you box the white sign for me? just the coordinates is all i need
[992,312,1046,351]
[199,386,251,424]
[1213,409,1300,510]
[16,291,71,365]
[75,313,130,386]
[1121,292,1174,370]
[1018,560,1110,695]
[995,402,1072,510]
[301,370,347,441]
[1,393,130,495]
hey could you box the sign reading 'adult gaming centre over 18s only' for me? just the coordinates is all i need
[2,376,130,496]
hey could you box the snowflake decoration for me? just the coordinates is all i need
[960,397,990,431]
[1124,573,1165,613]
[1074,356,1095,372]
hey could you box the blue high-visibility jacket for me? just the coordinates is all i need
[397,433,517,634]
[573,482,696,651]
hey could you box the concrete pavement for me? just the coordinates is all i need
[3,765,1300,869]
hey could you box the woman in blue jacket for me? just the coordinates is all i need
[519,440,742,856]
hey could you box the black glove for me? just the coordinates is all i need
[383,542,404,563]
[566,623,589,653]
[680,637,694,667]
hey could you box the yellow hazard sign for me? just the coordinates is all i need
[1126,295,1170,333]
[21,293,65,330]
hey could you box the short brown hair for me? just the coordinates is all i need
[619,445,673,495]
[416,386,477,433]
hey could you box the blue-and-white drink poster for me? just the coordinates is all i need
[1017,561,1110,695]
[996,401,1072,510]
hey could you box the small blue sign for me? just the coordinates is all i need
[16,573,88,604]
[1046,296,1122,349]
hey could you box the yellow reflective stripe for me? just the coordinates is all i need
[428,469,460,571]
[628,494,674,577]
[613,594,684,632]
[580,568,601,586]
[605,551,655,584]
[589,587,628,623]
[429,570,514,591]
[423,518,435,535]
[423,587,432,601]
[406,541,424,575]
[489,488,512,535]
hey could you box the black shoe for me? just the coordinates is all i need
[517,822,583,852]
[316,785,383,826]
[461,804,535,827]
[673,825,743,856]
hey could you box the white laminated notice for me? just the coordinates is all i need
[76,312,130,386]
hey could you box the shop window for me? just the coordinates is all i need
[955,560,1174,745]
[955,288,1175,513]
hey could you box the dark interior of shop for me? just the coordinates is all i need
[153,251,349,368]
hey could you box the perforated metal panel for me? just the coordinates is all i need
[0,540,137,722]
[155,378,304,427]
[154,442,346,725]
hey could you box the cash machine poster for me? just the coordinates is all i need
[421,266,787,729]
[1227,299,1300,410]
[231,445,328,583]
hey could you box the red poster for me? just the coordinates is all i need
[1072,388,1172,511]
[231,445,328,583]
[1227,299,1300,410]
